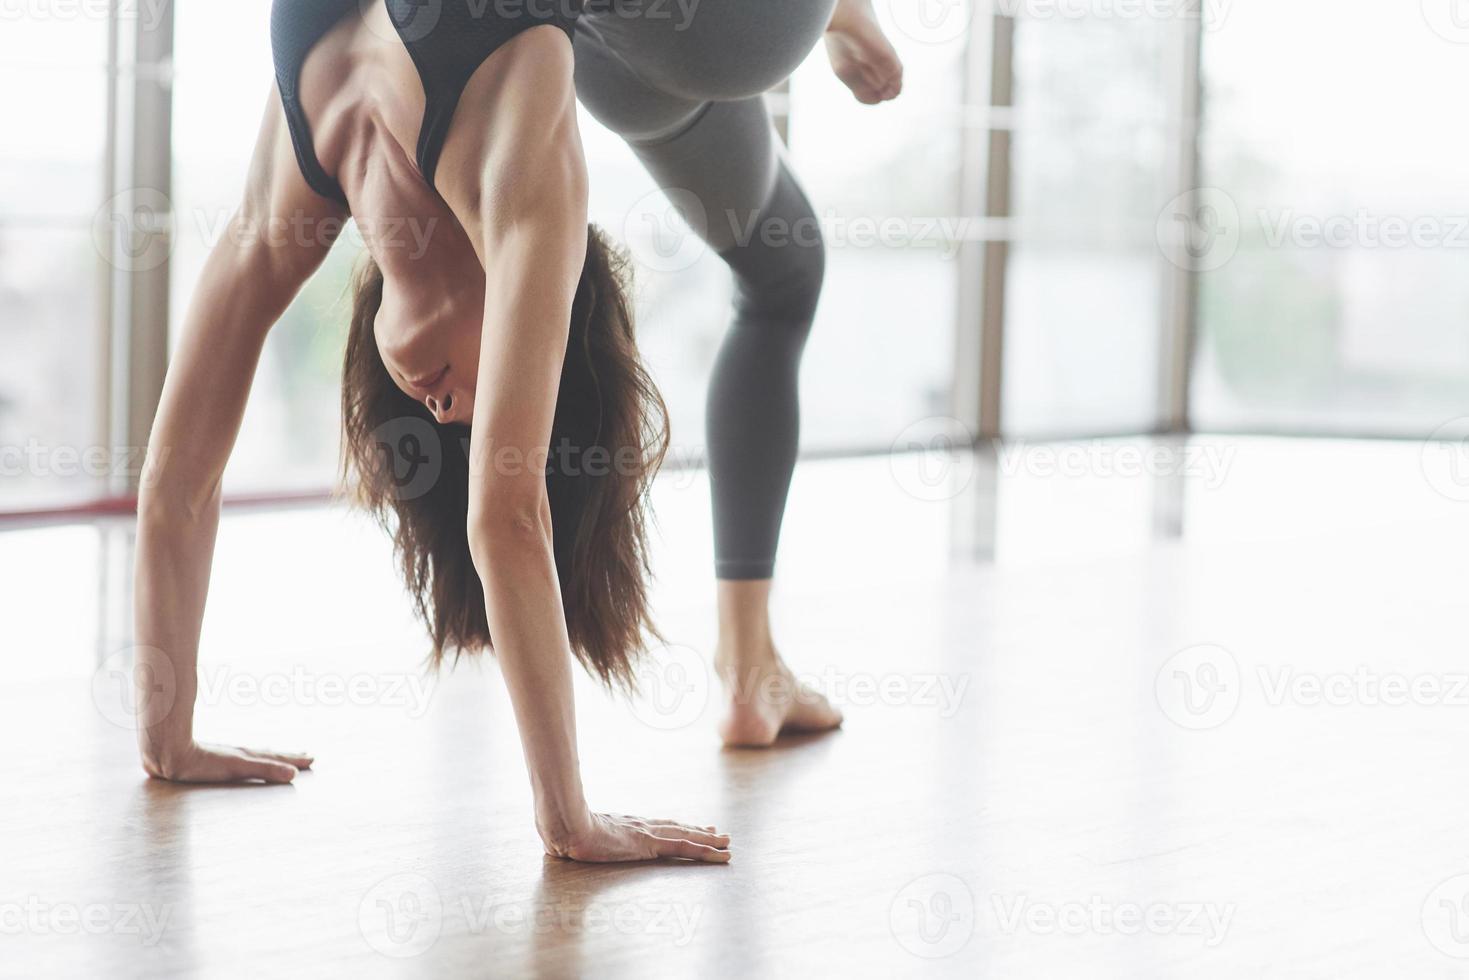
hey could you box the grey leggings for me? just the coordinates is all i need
[572,0,836,580]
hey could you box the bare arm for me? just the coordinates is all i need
[435,31,728,862]
[133,92,345,783]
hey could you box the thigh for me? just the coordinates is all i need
[572,19,706,143]
[625,96,782,255]
[579,0,837,103]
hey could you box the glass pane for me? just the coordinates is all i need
[582,111,732,465]
[786,7,965,450]
[1192,0,1469,433]
[1003,15,1172,436]
[172,0,355,494]
[0,19,107,511]
[0,228,104,509]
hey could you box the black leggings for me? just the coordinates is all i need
[573,0,834,579]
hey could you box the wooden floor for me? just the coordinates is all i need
[5,437,1469,977]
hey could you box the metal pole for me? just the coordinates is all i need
[953,12,1014,443]
[1157,8,1204,434]
[119,0,175,484]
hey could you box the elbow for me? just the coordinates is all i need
[467,489,554,580]
[137,471,221,529]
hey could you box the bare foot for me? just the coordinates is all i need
[716,646,845,748]
[824,0,904,105]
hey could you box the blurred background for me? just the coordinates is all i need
[3,0,1468,508]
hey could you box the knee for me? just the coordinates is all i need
[731,215,826,330]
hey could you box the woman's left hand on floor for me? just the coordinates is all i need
[545,812,732,864]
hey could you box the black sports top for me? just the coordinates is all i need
[270,0,580,205]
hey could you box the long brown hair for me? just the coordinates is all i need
[341,225,668,689]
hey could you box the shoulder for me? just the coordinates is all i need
[436,26,583,229]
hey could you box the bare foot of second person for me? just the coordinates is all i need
[714,581,844,748]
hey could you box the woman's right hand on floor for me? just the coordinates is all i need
[142,740,313,785]
[546,812,732,864]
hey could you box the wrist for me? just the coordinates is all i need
[826,0,873,33]
[535,803,594,855]
[139,735,195,779]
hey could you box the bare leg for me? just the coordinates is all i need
[716,580,844,748]
[571,4,896,749]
